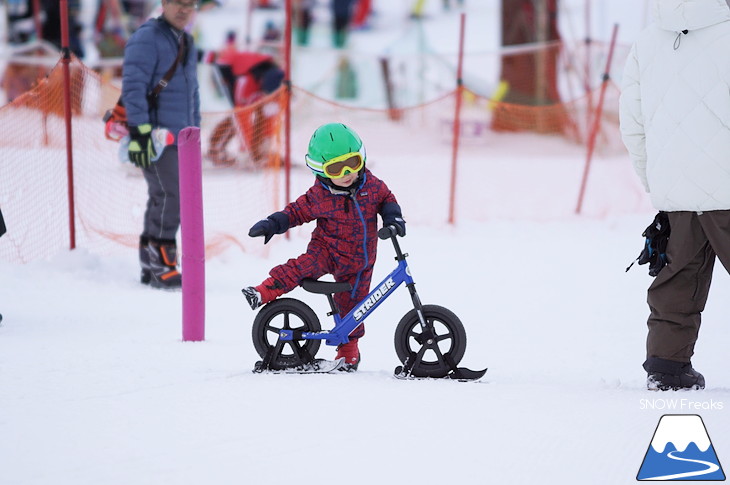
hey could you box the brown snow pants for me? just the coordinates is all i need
[646,210,730,362]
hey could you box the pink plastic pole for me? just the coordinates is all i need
[178,127,206,342]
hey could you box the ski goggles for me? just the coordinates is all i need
[305,151,365,179]
[322,153,364,178]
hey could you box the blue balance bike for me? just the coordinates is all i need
[251,226,487,380]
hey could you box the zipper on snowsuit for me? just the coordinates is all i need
[319,173,369,299]
[349,192,368,299]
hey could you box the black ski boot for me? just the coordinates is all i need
[145,238,182,290]
[241,287,262,310]
[644,357,705,391]
[139,236,151,284]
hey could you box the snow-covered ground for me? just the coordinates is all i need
[1,1,728,484]
[2,214,729,485]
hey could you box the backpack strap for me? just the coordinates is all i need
[151,33,186,98]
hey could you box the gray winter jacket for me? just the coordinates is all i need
[122,17,201,140]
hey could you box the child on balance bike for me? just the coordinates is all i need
[242,122,406,371]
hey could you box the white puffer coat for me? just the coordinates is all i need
[619,0,730,212]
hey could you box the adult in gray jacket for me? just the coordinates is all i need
[619,0,730,390]
[122,0,201,289]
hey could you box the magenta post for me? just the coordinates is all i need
[178,127,205,342]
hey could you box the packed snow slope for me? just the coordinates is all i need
[2,214,729,485]
[1,1,728,484]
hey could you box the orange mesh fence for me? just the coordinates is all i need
[0,48,644,264]
[199,90,286,258]
[0,57,283,263]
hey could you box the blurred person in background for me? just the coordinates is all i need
[5,0,84,55]
[292,0,314,46]
[2,0,84,102]
[122,0,200,289]
[207,31,284,166]
[331,0,356,47]
[292,0,356,48]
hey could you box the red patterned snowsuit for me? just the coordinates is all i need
[269,169,398,338]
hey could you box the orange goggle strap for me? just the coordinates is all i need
[305,146,366,179]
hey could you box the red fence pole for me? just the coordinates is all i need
[575,23,619,215]
[32,0,43,41]
[60,0,76,249]
[448,13,466,225]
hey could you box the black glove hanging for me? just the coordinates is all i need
[248,212,289,244]
[626,211,670,276]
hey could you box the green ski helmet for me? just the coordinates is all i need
[305,123,367,178]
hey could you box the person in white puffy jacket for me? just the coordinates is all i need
[619,0,730,391]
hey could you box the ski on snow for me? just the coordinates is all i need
[253,357,346,374]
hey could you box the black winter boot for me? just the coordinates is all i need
[139,236,151,284]
[241,287,262,310]
[644,357,705,391]
[145,238,182,290]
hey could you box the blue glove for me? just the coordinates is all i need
[128,124,157,168]
[381,202,406,237]
[248,212,290,244]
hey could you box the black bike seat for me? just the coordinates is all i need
[301,278,352,295]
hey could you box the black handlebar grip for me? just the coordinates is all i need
[378,225,397,240]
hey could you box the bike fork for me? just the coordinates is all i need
[257,336,314,372]
[406,282,434,337]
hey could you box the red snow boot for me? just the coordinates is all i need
[242,277,286,309]
[336,339,360,372]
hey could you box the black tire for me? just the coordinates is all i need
[394,305,467,378]
[251,298,322,365]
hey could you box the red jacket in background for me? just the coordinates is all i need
[216,51,275,105]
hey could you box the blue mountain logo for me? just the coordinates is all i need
[637,414,725,481]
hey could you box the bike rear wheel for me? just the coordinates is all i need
[251,298,322,365]
[394,305,467,378]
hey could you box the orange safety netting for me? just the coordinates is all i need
[0,57,284,263]
[0,55,637,264]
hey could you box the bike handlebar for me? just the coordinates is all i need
[378,225,398,240]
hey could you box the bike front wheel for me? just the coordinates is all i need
[251,298,322,365]
[394,304,467,378]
